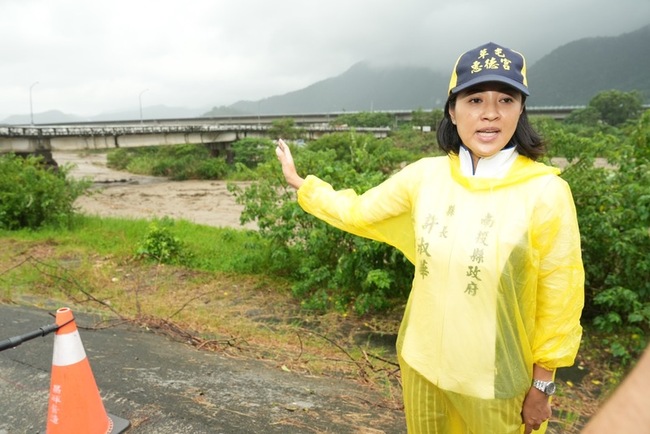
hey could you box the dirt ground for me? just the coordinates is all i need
[55,151,256,230]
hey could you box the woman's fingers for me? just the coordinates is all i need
[276,138,294,165]
[274,138,304,188]
[275,138,289,159]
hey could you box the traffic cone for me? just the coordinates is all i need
[46,307,130,434]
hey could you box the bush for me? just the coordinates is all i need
[230,138,276,169]
[543,110,650,362]
[230,132,414,314]
[411,109,444,130]
[390,125,442,158]
[106,147,136,170]
[587,90,644,127]
[0,154,90,230]
[268,118,303,140]
[195,158,229,180]
[135,218,193,265]
[107,144,229,180]
[332,112,395,128]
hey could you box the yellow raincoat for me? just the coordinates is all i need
[297,154,584,433]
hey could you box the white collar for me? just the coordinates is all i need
[459,146,519,178]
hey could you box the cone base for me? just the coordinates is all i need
[108,413,130,434]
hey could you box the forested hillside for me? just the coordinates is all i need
[527,24,650,106]
[209,24,650,115]
[227,62,448,115]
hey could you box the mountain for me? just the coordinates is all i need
[89,105,207,122]
[218,24,650,115]
[222,62,449,116]
[2,105,207,125]
[3,110,87,125]
[527,24,650,106]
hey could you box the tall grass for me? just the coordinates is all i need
[106,144,230,180]
[1,215,271,275]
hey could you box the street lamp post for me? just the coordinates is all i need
[29,81,39,125]
[139,89,149,124]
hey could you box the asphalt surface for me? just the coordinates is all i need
[0,304,405,434]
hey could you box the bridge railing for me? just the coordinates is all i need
[0,124,271,137]
[0,124,390,138]
[1,105,586,136]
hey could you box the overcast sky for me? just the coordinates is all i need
[1,0,648,119]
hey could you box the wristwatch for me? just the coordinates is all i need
[532,379,556,396]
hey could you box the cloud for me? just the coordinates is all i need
[0,0,647,119]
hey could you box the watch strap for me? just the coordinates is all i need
[532,379,555,395]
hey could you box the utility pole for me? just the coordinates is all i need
[29,81,39,125]
[139,89,149,124]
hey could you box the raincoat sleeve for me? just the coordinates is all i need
[531,176,585,370]
[296,164,420,264]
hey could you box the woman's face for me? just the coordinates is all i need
[449,83,524,164]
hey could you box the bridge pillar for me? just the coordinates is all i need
[0,136,57,168]
[205,142,234,163]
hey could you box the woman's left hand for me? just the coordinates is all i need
[521,387,551,433]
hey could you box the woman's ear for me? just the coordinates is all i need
[449,109,457,125]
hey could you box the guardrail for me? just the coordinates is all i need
[0,124,268,137]
[0,124,391,138]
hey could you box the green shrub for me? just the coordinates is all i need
[135,218,193,265]
[230,132,414,314]
[268,118,303,140]
[332,112,395,128]
[107,146,163,174]
[390,125,441,158]
[410,109,444,130]
[587,90,644,127]
[0,154,90,230]
[231,138,276,169]
[195,158,229,179]
[106,147,136,170]
[107,144,229,180]
[543,110,650,362]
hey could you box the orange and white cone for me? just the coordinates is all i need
[46,307,130,434]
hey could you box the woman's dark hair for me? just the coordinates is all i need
[436,94,546,161]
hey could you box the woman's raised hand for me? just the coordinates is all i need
[275,138,304,189]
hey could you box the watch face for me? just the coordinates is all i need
[545,382,556,395]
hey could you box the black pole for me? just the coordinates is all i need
[0,323,60,352]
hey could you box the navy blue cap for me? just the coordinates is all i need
[448,42,529,96]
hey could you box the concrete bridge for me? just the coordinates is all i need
[0,123,389,166]
[0,106,579,165]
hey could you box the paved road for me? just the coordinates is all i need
[0,304,405,434]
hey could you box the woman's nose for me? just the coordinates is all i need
[481,97,500,121]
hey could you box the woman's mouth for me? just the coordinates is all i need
[476,128,500,140]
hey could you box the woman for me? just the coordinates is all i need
[275,42,584,434]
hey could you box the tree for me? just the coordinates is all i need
[331,112,394,128]
[0,154,90,229]
[411,109,444,130]
[231,138,276,169]
[588,90,644,127]
[565,106,601,126]
[268,118,302,140]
